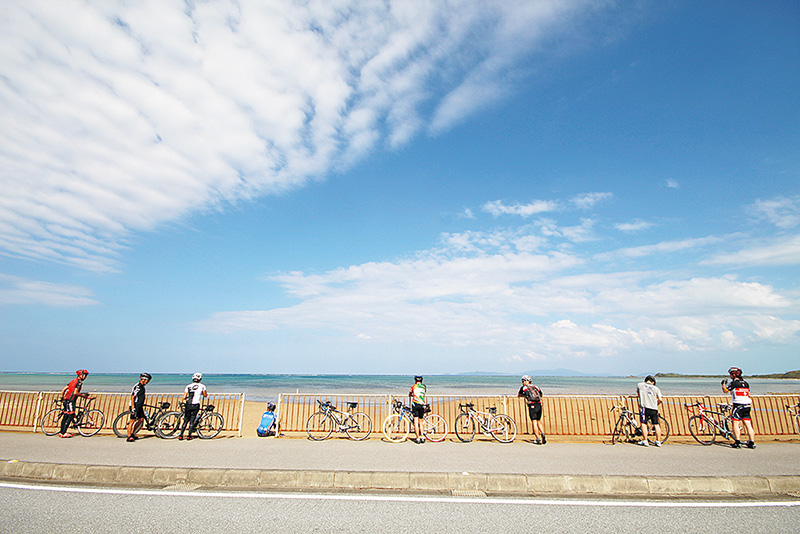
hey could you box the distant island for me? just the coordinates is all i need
[656,370,800,379]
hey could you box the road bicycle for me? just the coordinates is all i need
[40,398,105,437]
[610,405,670,445]
[454,403,516,443]
[155,402,225,439]
[786,403,800,436]
[306,399,373,441]
[381,399,448,442]
[685,402,734,445]
[112,402,172,438]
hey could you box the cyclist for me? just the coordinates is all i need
[518,375,546,444]
[58,369,93,438]
[722,367,755,449]
[636,375,663,447]
[179,372,208,441]
[127,373,152,442]
[409,375,426,444]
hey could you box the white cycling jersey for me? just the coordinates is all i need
[184,382,207,405]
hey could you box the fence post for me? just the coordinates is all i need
[274,393,283,438]
[238,393,245,438]
[33,391,43,433]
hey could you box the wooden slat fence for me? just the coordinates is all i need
[276,393,800,438]
[0,390,245,436]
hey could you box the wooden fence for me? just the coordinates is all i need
[276,393,800,438]
[0,390,245,436]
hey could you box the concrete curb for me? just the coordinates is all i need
[2,459,799,496]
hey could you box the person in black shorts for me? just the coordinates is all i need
[722,367,755,449]
[126,373,151,442]
[409,376,426,444]
[58,369,92,438]
[518,375,546,444]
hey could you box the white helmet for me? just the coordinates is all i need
[192,373,203,382]
[521,375,532,382]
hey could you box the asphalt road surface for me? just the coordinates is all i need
[2,482,799,534]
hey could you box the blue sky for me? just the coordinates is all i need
[1,1,798,376]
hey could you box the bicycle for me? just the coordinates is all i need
[381,399,448,442]
[454,403,516,443]
[111,402,172,438]
[155,402,225,439]
[40,398,105,437]
[306,399,373,441]
[610,405,670,445]
[685,402,734,445]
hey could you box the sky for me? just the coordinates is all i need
[1,0,799,376]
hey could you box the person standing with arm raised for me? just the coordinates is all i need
[409,376,426,444]
[722,367,756,449]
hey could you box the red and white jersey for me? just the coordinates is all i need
[728,379,752,405]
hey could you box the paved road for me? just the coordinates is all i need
[2,481,799,534]
[1,432,798,476]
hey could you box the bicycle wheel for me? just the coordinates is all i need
[382,413,411,442]
[155,411,183,439]
[40,408,63,436]
[112,412,131,438]
[490,414,517,443]
[610,417,624,444]
[423,414,448,442]
[197,412,224,439]
[345,412,372,440]
[77,409,105,437]
[454,412,476,443]
[306,412,334,440]
[648,415,670,444]
[794,413,800,436]
[688,415,716,445]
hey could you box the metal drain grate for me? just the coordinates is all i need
[162,483,202,491]
[451,489,486,497]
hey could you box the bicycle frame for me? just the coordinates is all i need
[320,402,359,432]
[685,402,733,443]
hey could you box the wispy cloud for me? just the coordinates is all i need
[749,196,800,229]
[482,199,561,217]
[0,274,98,307]
[615,219,654,232]
[0,0,603,271]
[703,234,800,267]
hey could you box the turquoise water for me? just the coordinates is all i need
[1,373,799,402]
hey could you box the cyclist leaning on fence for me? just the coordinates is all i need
[518,375,546,444]
[179,372,208,441]
[127,373,152,442]
[409,375,426,444]
[59,369,93,438]
[636,375,663,447]
[722,367,755,449]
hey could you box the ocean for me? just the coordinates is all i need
[1,373,799,402]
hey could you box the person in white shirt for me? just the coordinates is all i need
[636,375,663,447]
[179,373,208,441]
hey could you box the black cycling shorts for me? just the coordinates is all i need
[731,404,751,421]
[640,408,659,425]
[411,403,426,419]
[527,403,542,421]
[130,405,145,419]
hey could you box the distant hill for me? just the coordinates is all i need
[656,370,800,379]
[456,369,597,377]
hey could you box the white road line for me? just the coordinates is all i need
[1,482,799,508]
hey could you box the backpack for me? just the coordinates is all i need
[524,385,542,404]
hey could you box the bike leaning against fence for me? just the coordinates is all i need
[112,402,172,438]
[610,405,670,445]
[685,402,734,445]
[155,402,225,439]
[787,403,800,436]
[40,398,105,437]
[306,399,373,441]
[382,398,447,442]
[454,403,516,443]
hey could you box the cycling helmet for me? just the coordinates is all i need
[192,372,203,382]
[728,367,742,378]
[645,375,656,384]
[521,375,532,382]
[76,369,89,376]
[414,375,423,382]
[140,372,152,380]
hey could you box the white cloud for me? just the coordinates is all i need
[0,0,603,271]
[196,226,800,359]
[596,235,725,261]
[666,179,679,189]
[0,274,98,307]
[483,199,561,217]
[615,219,653,232]
[749,196,800,229]
[703,234,800,267]
[570,192,612,209]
